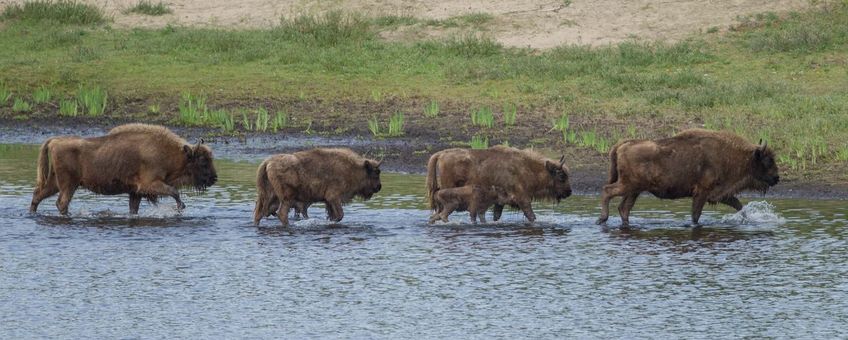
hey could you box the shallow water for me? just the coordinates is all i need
[1,144,846,338]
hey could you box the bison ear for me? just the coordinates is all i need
[183,145,194,159]
[364,160,376,173]
[754,148,763,161]
[545,160,558,174]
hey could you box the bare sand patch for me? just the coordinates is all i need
[0,0,811,47]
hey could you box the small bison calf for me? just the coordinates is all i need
[429,185,514,224]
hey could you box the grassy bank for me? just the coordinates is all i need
[0,1,847,180]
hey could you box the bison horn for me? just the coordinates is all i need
[559,155,565,166]
[762,140,768,149]
[199,138,205,145]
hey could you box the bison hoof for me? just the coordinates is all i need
[595,217,608,225]
[176,202,186,211]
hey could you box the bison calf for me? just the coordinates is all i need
[428,185,514,224]
[29,124,217,215]
[597,129,780,227]
[253,148,382,226]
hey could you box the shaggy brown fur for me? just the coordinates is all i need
[30,124,217,215]
[428,185,515,224]
[253,148,382,226]
[597,128,780,226]
[425,145,572,222]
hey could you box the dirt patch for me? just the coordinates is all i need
[0,0,810,48]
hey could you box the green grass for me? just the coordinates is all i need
[254,107,269,132]
[32,86,51,103]
[208,109,234,132]
[178,92,207,125]
[388,111,405,136]
[471,107,494,128]
[424,100,439,118]
[125,1,172,16]
[368,116,381,136]
[470,135,489,149]
[368,112,405,137]
[0,84,11,105]
[503,104,517,126]
[272,110,288,132]
[1,3,848,171]
[552,112,569,132]
[12,98,31,112]
[58,98,78,116]
[76,85,107,116]
[1,0,107,25]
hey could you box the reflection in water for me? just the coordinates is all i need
[1,144,848,338]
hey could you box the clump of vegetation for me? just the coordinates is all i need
[368,116,381,136]
[32,86,51,103]
[503,104,517,126]
[276,11,373,47]
[178,92,207,125]
[0,84,11,105]
[12,98,31,112]
[470,135,489,149]
[1,0,107,25]
[368,112,405,137]
[125,1,172,16]
[471,107,494,128]
[552,112,569,132]
[77,85,107,116]
[240,111,253,131]
[208,109,234,132]
[58,99,78,116]
[424,100,439,118]
[372,14,418,27]
[272,110,288,132]
[254,107,270,132]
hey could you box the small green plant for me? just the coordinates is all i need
[1,0,107,25]
[503,104,517,126]
[147,104,160,114]
[12,98,31,112]
[303,119,313,134]
[77,85,107,116]
[254,107,270,132]
[471,107,494,128]
[58,99,78,116]
[580,130,597,148]
[387,111,405,136]
[553,112,569,132]
[837,148,848,162]
[178,92,207,125]
[0,84,12,105]
[371,89,383,102]
[626,124,637,138]
[470,135,489,149]
[33,86,51,104]
[565,130,578,144]
[209,109,234,132]
[368,116,381,136]
[125,1,172,16]
[424,100,439,118]
[241,111,253,131]
[272,110,288,132]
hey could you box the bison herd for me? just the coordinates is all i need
[29,124,781,227]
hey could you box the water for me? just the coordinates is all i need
[1,144,846,338]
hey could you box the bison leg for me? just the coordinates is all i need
[492,204,504,221]
[327,199,344,222]
[30,179,59,213]
[517,200,536,222]
[56,184,78,216]
[597,183,627,225]
[618,193,639,227]
[691,195,708,226]
[129,193,142,215]
[276,200,292,227]
[720,196,743,211]
[295,201,310,219]
[476,208,488,224]
[140,181,185,211]
[439,202,459,223]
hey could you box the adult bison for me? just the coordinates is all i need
[596,129,780,227]
[425,146,572,222]
[29,124,217,215]
[253,148,382,226]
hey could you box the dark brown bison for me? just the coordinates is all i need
[597,129,780,227]
[29,124,217,215]
[253,148,382,226]
[428,185,515,224]
[426,145,572,222]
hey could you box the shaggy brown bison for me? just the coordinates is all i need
[596,129,780,227]
[426,146,572,222]
[428,185,515,224]
[29,124,217,215]
[253,148,382,226]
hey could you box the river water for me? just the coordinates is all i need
[1,144,846,338]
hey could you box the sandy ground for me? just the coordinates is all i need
[1,0,810,48]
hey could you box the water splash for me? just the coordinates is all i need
[721,201,785,225]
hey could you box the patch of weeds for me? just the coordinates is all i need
[387,111,405,136]
[147,104,160,114]
[77,85,107,116]
[33,86,52,104]
[125,1,172,16]
[58,99,78,116]
[303,119,313,134]
[208,109,234,132]
[272,110,288,132]
[178,92,207,125]
[368,116,381,136]
[457,12,493,26]
[1,0,107,25]
[372,14,418,27]
[0,84,12,105]
[12,98,31,112]
[424,100,439,118]
[706,26,719,34]
[471,107,494,128]
[370,89,383,102]
[552,112,569,132]
[254,107,270,132]
[276,11,374,47]
[470,135,489,149]
[503,104,517,126]
[240,111,253,131]
[439,34,503,57]
[72,46,99,62]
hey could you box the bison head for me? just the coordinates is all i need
[545,156,572,202]
[358,159,383,199]
[183,140,217,191]
[752,140,779,187]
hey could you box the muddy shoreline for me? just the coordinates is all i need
[1,118,846,199]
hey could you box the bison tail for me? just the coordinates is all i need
[425,153,439,211]
[606,141,626,184]
[253,160,274,225]
[35,138,54,190]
